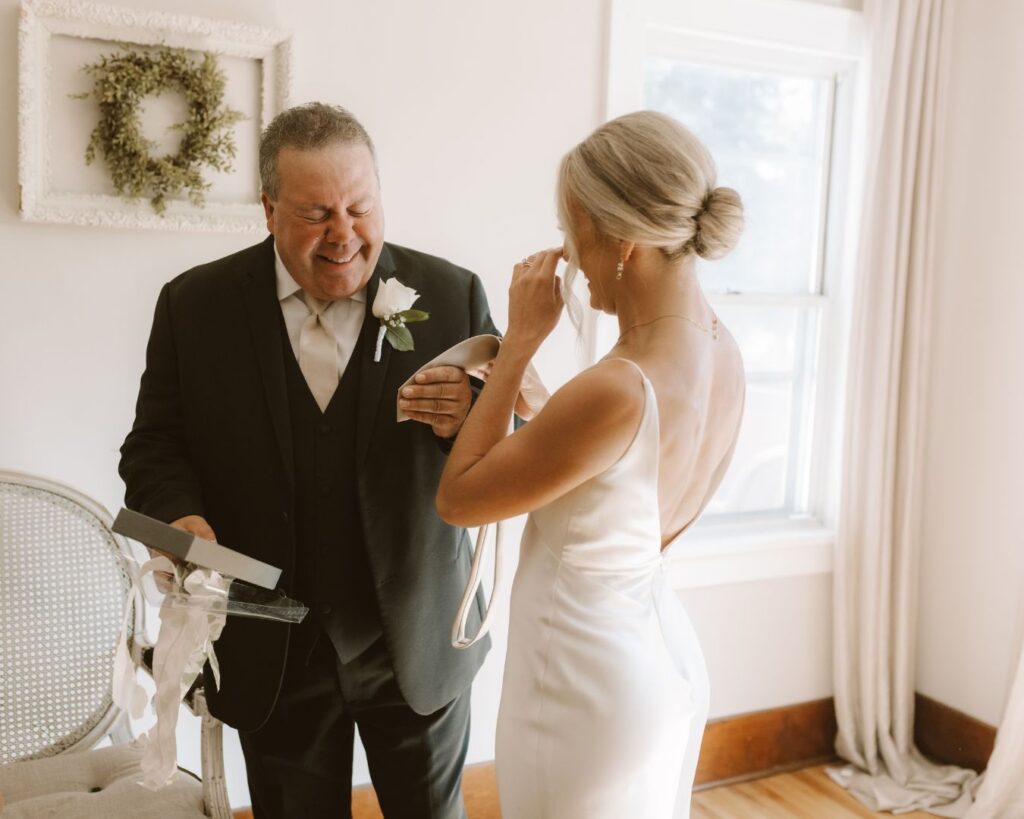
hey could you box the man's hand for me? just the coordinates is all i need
[171,515,217,542]
[399,365,472,440]
[148,515,217,564]
[144,515,215,592]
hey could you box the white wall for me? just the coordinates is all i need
[0,0,832,806]
[803,0,862,9]
[915,0,1024,728]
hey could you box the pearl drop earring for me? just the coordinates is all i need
[615,260,624,280]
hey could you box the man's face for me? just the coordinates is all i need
[262,141,385,301]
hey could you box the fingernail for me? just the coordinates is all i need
[415,374,426,383]
[402,387,413,396]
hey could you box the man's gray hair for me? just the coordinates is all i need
[259,102,377,200]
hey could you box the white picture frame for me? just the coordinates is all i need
[17,0,292,233]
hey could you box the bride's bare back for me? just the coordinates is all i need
[606,319,745,549]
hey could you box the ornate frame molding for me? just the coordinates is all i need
[18,0,292,233]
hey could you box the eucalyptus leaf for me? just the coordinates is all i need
[73,45,244,215]
[399,309,430,323]
[386,325,415,351]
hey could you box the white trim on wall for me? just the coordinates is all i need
[17,0,293,232]
[668,523,834,589]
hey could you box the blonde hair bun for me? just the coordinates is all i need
[693,186,743,260]
[558,111,744,262]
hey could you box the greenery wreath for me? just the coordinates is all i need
[75,46,244,215]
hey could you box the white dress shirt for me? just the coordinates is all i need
[275,244,367,378]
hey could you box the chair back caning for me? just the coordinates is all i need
[0,472,136,765]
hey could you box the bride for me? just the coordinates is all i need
[434,111,746,818]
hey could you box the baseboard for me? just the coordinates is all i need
[231,693,997,817]
[695,697,838,787]
[914,692,996,774]
[231,700,840,818]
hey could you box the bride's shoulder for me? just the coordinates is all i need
[586,356,649,388]
[548,358,647,417]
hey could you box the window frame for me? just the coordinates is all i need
[598,0,868,580]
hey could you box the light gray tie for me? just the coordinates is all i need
[298,295,338,412]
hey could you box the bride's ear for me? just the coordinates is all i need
[620,241,637,263]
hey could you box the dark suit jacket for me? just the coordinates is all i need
[120,236,494,731]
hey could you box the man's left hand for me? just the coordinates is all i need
[400,365,472,439]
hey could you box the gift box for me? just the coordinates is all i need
[110,509,306,789]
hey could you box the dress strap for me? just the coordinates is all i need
[602,356,650,386]
[600,358,654,416]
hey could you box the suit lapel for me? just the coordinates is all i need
[240,237,295,493]
[356,245,397,466]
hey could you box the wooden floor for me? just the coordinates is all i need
[691,765,935,818]
[230,762,936,818]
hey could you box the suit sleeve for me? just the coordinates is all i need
[470,271,528,430]
[433,271,502,452]
[468,271,501,339]
[119,282,205,524]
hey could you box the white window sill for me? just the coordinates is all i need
[666,520,834,589]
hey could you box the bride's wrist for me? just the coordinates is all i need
[500,332,541,360]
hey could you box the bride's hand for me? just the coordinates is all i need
[505,248,565,352]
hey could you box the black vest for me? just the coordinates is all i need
[282,322,382,664]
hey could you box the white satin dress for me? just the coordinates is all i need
[496,360,712,819]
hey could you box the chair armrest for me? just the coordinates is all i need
[192,688,232,819]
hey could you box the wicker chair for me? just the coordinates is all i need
[0,470,231,819]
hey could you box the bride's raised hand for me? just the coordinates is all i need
[505,248,565,352]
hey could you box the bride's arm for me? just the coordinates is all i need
[433,250,643,527]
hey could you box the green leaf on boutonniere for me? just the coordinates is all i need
[399,309,430,323]
[386,325,415,351]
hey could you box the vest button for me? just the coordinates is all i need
[319,424,331,436]
[320,603,332,615]
[281,511,289,521]
[320,485,330,496]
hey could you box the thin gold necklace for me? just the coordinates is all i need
[617,314,719,342]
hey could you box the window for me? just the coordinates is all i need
[601,0,865,536]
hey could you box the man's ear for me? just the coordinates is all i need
[261,193,275,233]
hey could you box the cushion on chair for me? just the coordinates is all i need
[0,744,207,818]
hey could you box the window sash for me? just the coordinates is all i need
[599,0,865,532]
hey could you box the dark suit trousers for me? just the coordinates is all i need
[239,632,470,819]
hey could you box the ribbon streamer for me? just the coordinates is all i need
[112,557,230,790]
[451,521,504,649]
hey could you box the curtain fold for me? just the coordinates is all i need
[966,636,1024,818]
[829,0,990,816]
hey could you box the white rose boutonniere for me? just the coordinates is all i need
[371,277,430,362]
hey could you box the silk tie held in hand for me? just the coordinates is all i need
[395,334,501,422]
[393,334,510,649]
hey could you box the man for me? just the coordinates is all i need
[120,103,498,818]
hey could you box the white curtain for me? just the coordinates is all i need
[828,0,987,816]
[966,636,1024,818]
